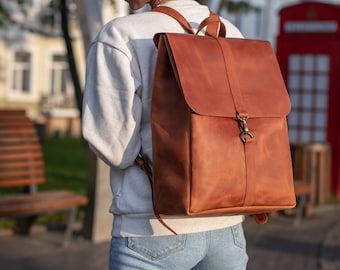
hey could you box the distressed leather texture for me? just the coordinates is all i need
[151,7,296,217]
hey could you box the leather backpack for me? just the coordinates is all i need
[137,6,296,234]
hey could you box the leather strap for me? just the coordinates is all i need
[217,38,249,118]
[135,153,153,184]
[135,153,178,235]
[196,13,226,37]
[152,6,226,38]
[152,6,195,34]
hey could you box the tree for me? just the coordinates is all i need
[57,0,82,117]
[0,3,12,25]
[0,0,24,26]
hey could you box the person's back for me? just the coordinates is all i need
[82,0,248,269]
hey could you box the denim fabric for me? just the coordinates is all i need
[109,223,248,270]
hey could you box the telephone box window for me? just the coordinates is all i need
[287,54,330,143]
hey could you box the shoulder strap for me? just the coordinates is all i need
[152,6,195,34]
[152,6,226,38]
[197,14,226,37]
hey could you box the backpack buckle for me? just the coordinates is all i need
[237,115,254,143]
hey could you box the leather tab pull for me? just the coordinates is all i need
[253,213,269,224]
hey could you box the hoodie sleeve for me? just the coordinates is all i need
[82,39,142,169]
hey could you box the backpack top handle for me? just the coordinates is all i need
[152,6,226,38]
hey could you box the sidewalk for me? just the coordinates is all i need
[0,204,339,270]
[245,204,340,270]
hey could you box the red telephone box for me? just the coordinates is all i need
[277,2,340,201]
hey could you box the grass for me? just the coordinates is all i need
[0,136,89,228]
[40,137,88,195]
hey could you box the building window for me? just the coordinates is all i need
[12,51,31,94]
[287,54,330,143]
[48,53,74,107]
[51,54,69,95]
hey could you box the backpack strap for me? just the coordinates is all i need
[135,153,178,235]
[197,13,226,37]
[152,6,226,38]
[152,6,195,34]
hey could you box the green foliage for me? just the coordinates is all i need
[226,1,251,13]
[40,137,88,195]
[0,3,12,26]
[0,0,26,26]
[328,194,338,204]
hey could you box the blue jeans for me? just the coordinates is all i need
[109,223,248,270]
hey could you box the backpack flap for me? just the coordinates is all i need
[161,33,291,118]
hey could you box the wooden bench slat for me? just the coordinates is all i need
[0,168,45,178]
[0,150,42,156]
[0,125,37,132]
[0,122,33,128]
[0,162,44,170]
[0,191,88,216]
[0,139,39,146]
[0,133,36,138]
[0,191,87,205]
[0,131,33,137]
[0,125,35,130]
[0,110,26,117]
[0,177,45,187]
[0,144,41,152]
[0,152,43,161]
[0,134,38,139]
[0,191,74,204]
[0,160,44,169]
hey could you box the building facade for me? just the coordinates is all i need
[0,0,86,136]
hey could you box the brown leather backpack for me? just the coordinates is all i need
[137,6,296,234]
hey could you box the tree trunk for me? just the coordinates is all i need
[60,0,83,117]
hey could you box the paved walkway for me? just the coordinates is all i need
[244,204,340,270]
[0,204,339,270]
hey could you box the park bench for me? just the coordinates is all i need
[0,109,88,247]
[291,143,331,226]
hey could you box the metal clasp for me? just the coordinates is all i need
[237,115,253,143]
